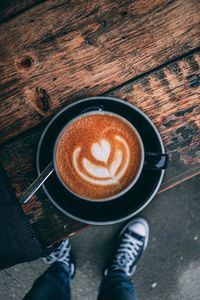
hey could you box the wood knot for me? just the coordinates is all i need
[35,87,51,113]
[25,87,52,116]
[16,56,34,71]
[83,19,108,46]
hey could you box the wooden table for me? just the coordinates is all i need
[0,0,199,247]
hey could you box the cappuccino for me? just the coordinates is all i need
[55,112,142,200]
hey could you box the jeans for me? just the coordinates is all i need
[23,262,136,300]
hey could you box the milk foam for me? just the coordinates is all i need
[91,139,111,163]
[56,112,142,199]
[72,135,130,186]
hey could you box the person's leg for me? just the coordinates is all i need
[98,269,136,300]
[23,239,75,300]
[23,262,71,300]
[98,217,149,300]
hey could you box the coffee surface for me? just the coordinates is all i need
[56,113,142,200]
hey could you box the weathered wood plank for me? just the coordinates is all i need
[0,0,200,143]
[0,0,46,24]
[0,50,199,246]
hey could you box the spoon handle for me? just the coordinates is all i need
[19,161,54,205]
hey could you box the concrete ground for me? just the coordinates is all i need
[0,175,199,300]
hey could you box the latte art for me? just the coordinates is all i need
[73,135,130,186]
[56,113,142,200]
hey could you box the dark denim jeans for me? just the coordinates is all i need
[23,262,136,300]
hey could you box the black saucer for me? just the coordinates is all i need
[36,97,165,224]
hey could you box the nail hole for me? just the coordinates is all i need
[17,56,33,70]
[121,11,128,16]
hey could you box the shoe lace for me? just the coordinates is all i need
[45,239,71,265]
[113,233,143,269]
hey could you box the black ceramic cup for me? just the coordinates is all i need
[53,110,167,202]
[36,97,168,224]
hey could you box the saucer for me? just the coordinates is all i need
[36,97,165,224]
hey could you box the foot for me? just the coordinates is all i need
[104,217,149,277]
[43,238,75,278]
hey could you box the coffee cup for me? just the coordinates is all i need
[53,109,167,202]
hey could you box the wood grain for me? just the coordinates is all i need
[0,49,199,246]
[0,0,46,24]
[0,0,200,143]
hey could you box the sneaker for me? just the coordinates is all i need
[104,217,149,277]
[43,238,75,278]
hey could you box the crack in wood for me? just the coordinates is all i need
[40,27,75,44]
[35,87,51,113]
[174,105,198,117]
[186,74,200,88]
[84,7,99,18]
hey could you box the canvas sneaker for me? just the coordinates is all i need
[104,217,149,277]
[43,238,75,278]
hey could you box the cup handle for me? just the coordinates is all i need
[144,152,168,170]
